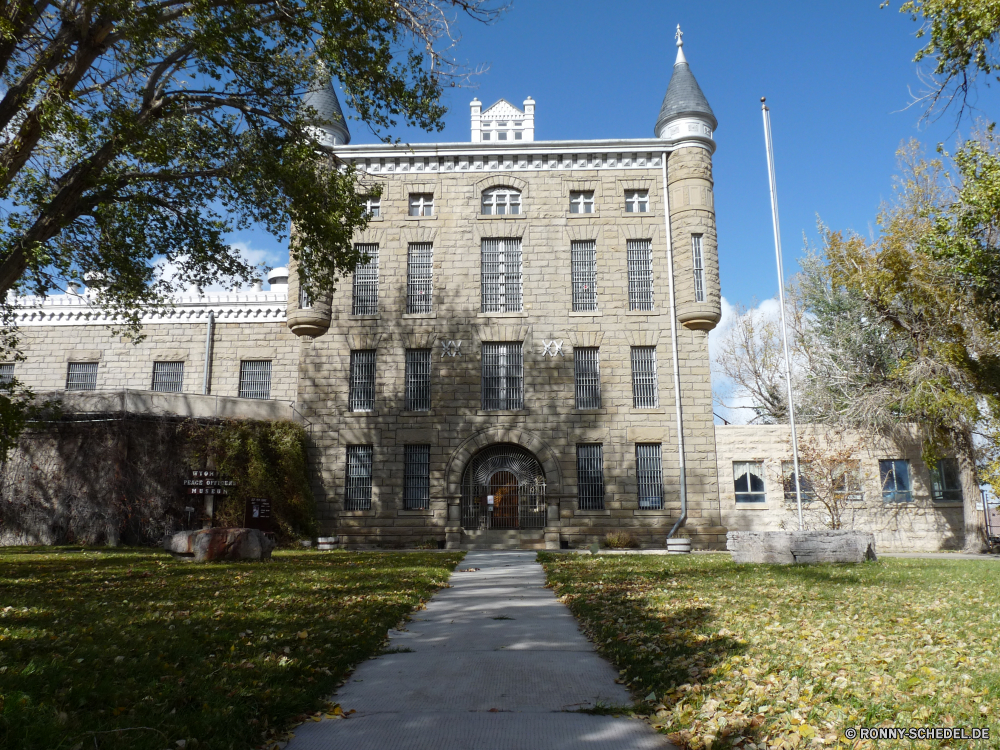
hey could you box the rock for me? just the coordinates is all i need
[727,530,877,564]
[163,528,275,562]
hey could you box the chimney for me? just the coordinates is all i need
[523,97,535,142]
[470,98,482,142]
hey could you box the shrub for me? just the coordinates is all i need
[602,530,640,549]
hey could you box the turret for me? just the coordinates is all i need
[660,27,721,331]
[302,69,351,147]
[286,255,332,337]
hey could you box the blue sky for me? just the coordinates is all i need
[237,1,998,307]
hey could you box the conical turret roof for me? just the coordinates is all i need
[655,27,717,136]
[302,71,351,146]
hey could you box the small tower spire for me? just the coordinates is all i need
[675,24,687,65]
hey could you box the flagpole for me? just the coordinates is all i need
[761,97,804,531]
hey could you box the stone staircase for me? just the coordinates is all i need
[459,528,546,550]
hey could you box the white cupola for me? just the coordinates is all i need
[471,97,535,143]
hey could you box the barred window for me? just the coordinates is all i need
[880,459,912,503]
[577,444,605,510]
[481,342,523,411]
[574,347,601,409]
[481,238,523,313]
[404,444,431,510]
[625,190,649,213]
[352,243,379,315]
[345,445,373,510]
[636,444,664,510]
[408,193,434,217]
[569,191,594,214]
[362,195,380,218]
[66,362,98,391]
[406,243,433,313]
[692,234,706,303]
[571,240,597,311]
[630,346,658,408]
[0,363,14,385]
[151,361,184,393]
[930,458,962,503]
[482,187,521,215]
[349,350,376,412]
[734,461,766,503]
[405,349,431,411]
[627,239,654,311]
[238,360,272,400]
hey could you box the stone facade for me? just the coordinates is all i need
[715,425,967,552]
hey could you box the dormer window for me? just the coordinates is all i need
[482,187,521,216]
[570,191,594,214]
[408,193,434,217]
[625,190,649,213]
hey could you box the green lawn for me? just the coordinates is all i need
[539,553,1000,750]
[0,547,463,750]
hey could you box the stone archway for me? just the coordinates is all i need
[460,443,546,530]
[444,427,563,498]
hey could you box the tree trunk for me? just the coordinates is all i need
[957,428,985,552]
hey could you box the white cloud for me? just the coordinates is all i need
[154,241,289,292]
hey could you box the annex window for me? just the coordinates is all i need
[408,193,434,217]
[571,240,597,311]
[351,243,379,315]
[362,195,381,218]
[574,347,601,409]
[0,363,14,386]
[734,461,766,503]
[238,360,271,400]
[345,445,373,510]
[66,362,98,391]
[406,242,433,313]
[404,349,431,411]
[627,239,654,311]
[630,346,658,408]
[569,191,594,214]
[481,342,523,411]
[577,444,605,510]
[930,458,962,503]
[625,190,649,213]
[880,459,912,503]
[404,444,431,510]
[349,350,376,412]
[481,187,521,216]
[636,444,664,510]
[692,234,706,303]
[780,461,816,502]
[151,361,184,393]
[481,238,523,313]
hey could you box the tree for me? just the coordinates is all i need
[780,432,866,532]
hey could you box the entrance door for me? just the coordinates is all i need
[490,471,519,529]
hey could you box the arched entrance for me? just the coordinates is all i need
[461,444,546,530]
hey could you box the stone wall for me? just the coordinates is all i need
[714,425,966,552]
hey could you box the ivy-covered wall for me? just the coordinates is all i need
[0,416,315,546]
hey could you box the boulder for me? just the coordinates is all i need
[163,527,275,562]
[727,530,877,564]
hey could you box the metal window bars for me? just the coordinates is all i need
[345,445,373,510]
[577,444,605,510]
[630,346,658,408]
[352,243,379,315]
[481,342,523,411]
[569,191,594,214]
[636,443,664,510]
[151,361,184,393]
[0,363,14,385]
[405,349,431,411]
[627,239,654,311]
[481,238,523,312]
[481,187,522,215]
[406,243,434,313]
[574,347,601,409]
[408,193,434,216]
[349,350,376,412]
[238,360,272,400]
[404,444,431,510]
[692,234,705,303]
[66,362,98,391]
[625,190,649,213]
[571,240,597,311]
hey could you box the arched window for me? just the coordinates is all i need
[481,187,521,216]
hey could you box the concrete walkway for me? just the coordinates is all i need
[284,550,673,750]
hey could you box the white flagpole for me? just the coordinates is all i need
[761,97,804,531]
